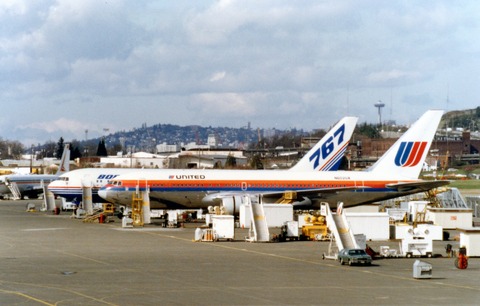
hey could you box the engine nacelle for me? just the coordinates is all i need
[292,197,312,208]
[219,195,245,215]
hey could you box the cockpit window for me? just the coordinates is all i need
[109,180,122,186]
[61,177,69,182]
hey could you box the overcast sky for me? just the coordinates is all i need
[1,0,479,146]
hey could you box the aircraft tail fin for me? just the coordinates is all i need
[367,110,444,179]
[56,144,70,175]
[290,116,358,171]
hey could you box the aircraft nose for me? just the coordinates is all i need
[98,188,108,200]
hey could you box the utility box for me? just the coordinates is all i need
[212,215,235,241]
[413,260,432,279]
[283,221,299,239]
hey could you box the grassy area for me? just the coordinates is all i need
[422,165,480,193]
[448,179,480,190]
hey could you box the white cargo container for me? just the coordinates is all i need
[283,221,299,239]
[344,205,379,213]
[212,215,235,241]
[426,208,473,229]
[344,212,390,241]
[458,228,480,257]
[240,204,293,228]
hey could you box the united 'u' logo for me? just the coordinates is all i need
[394,141,427,167]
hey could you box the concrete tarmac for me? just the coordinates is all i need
[0,200,479,305]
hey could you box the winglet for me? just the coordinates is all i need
[368,110,444,179]
[290,116,358,171]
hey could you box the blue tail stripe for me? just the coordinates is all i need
[323,146,347,171]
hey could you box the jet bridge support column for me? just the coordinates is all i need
[142,189,151,225]
[82,184,93,215]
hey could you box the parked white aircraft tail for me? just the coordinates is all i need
[56,143,70,175]
[290,116,358,171]
[0,144,71,199]
[368,110,442,179]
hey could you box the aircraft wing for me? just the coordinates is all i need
[259,186,362,200]
[204,180,450,210]
[385,180,450,192]
[204,186,362,207]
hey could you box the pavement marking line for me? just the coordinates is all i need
[133,229,480,292]
[22,228,69,231]
[0,282,119,306]
[0,289,54,306]
[56,250,113,265]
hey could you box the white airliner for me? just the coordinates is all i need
[47,116,358,203]
[47,168,136,203]
[0,144,71,199]
[98,110,449,213]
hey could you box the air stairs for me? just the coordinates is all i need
[245,196,270,242]
[436,187,468,209]
[82,208,104,223]
[380,187,468,209]
[7,182,22,200]
[323,203,359,259]
[465,195,480,218]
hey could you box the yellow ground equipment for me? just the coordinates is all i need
[301,214,328,241]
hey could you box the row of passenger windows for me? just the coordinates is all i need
[150,183,348,188]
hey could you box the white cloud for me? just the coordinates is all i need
[1,1,480,146]
[366,69,421,85]
[17,118,91,135]
[209,71,226,82]
[0,0,28,16]
[192,93,257,116]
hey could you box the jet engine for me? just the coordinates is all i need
[217,195,246,215]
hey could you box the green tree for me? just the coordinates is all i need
[250,154,264,169]
[356,123,381,138]
[39,141,56,158]
[71,146,83,160]
[0,139,25,159]
[56,137,65,159]
[225,154,237,168]
[96,138,108,156]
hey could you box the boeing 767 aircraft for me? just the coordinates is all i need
[98,110,448,212]
[48,116,358,203]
